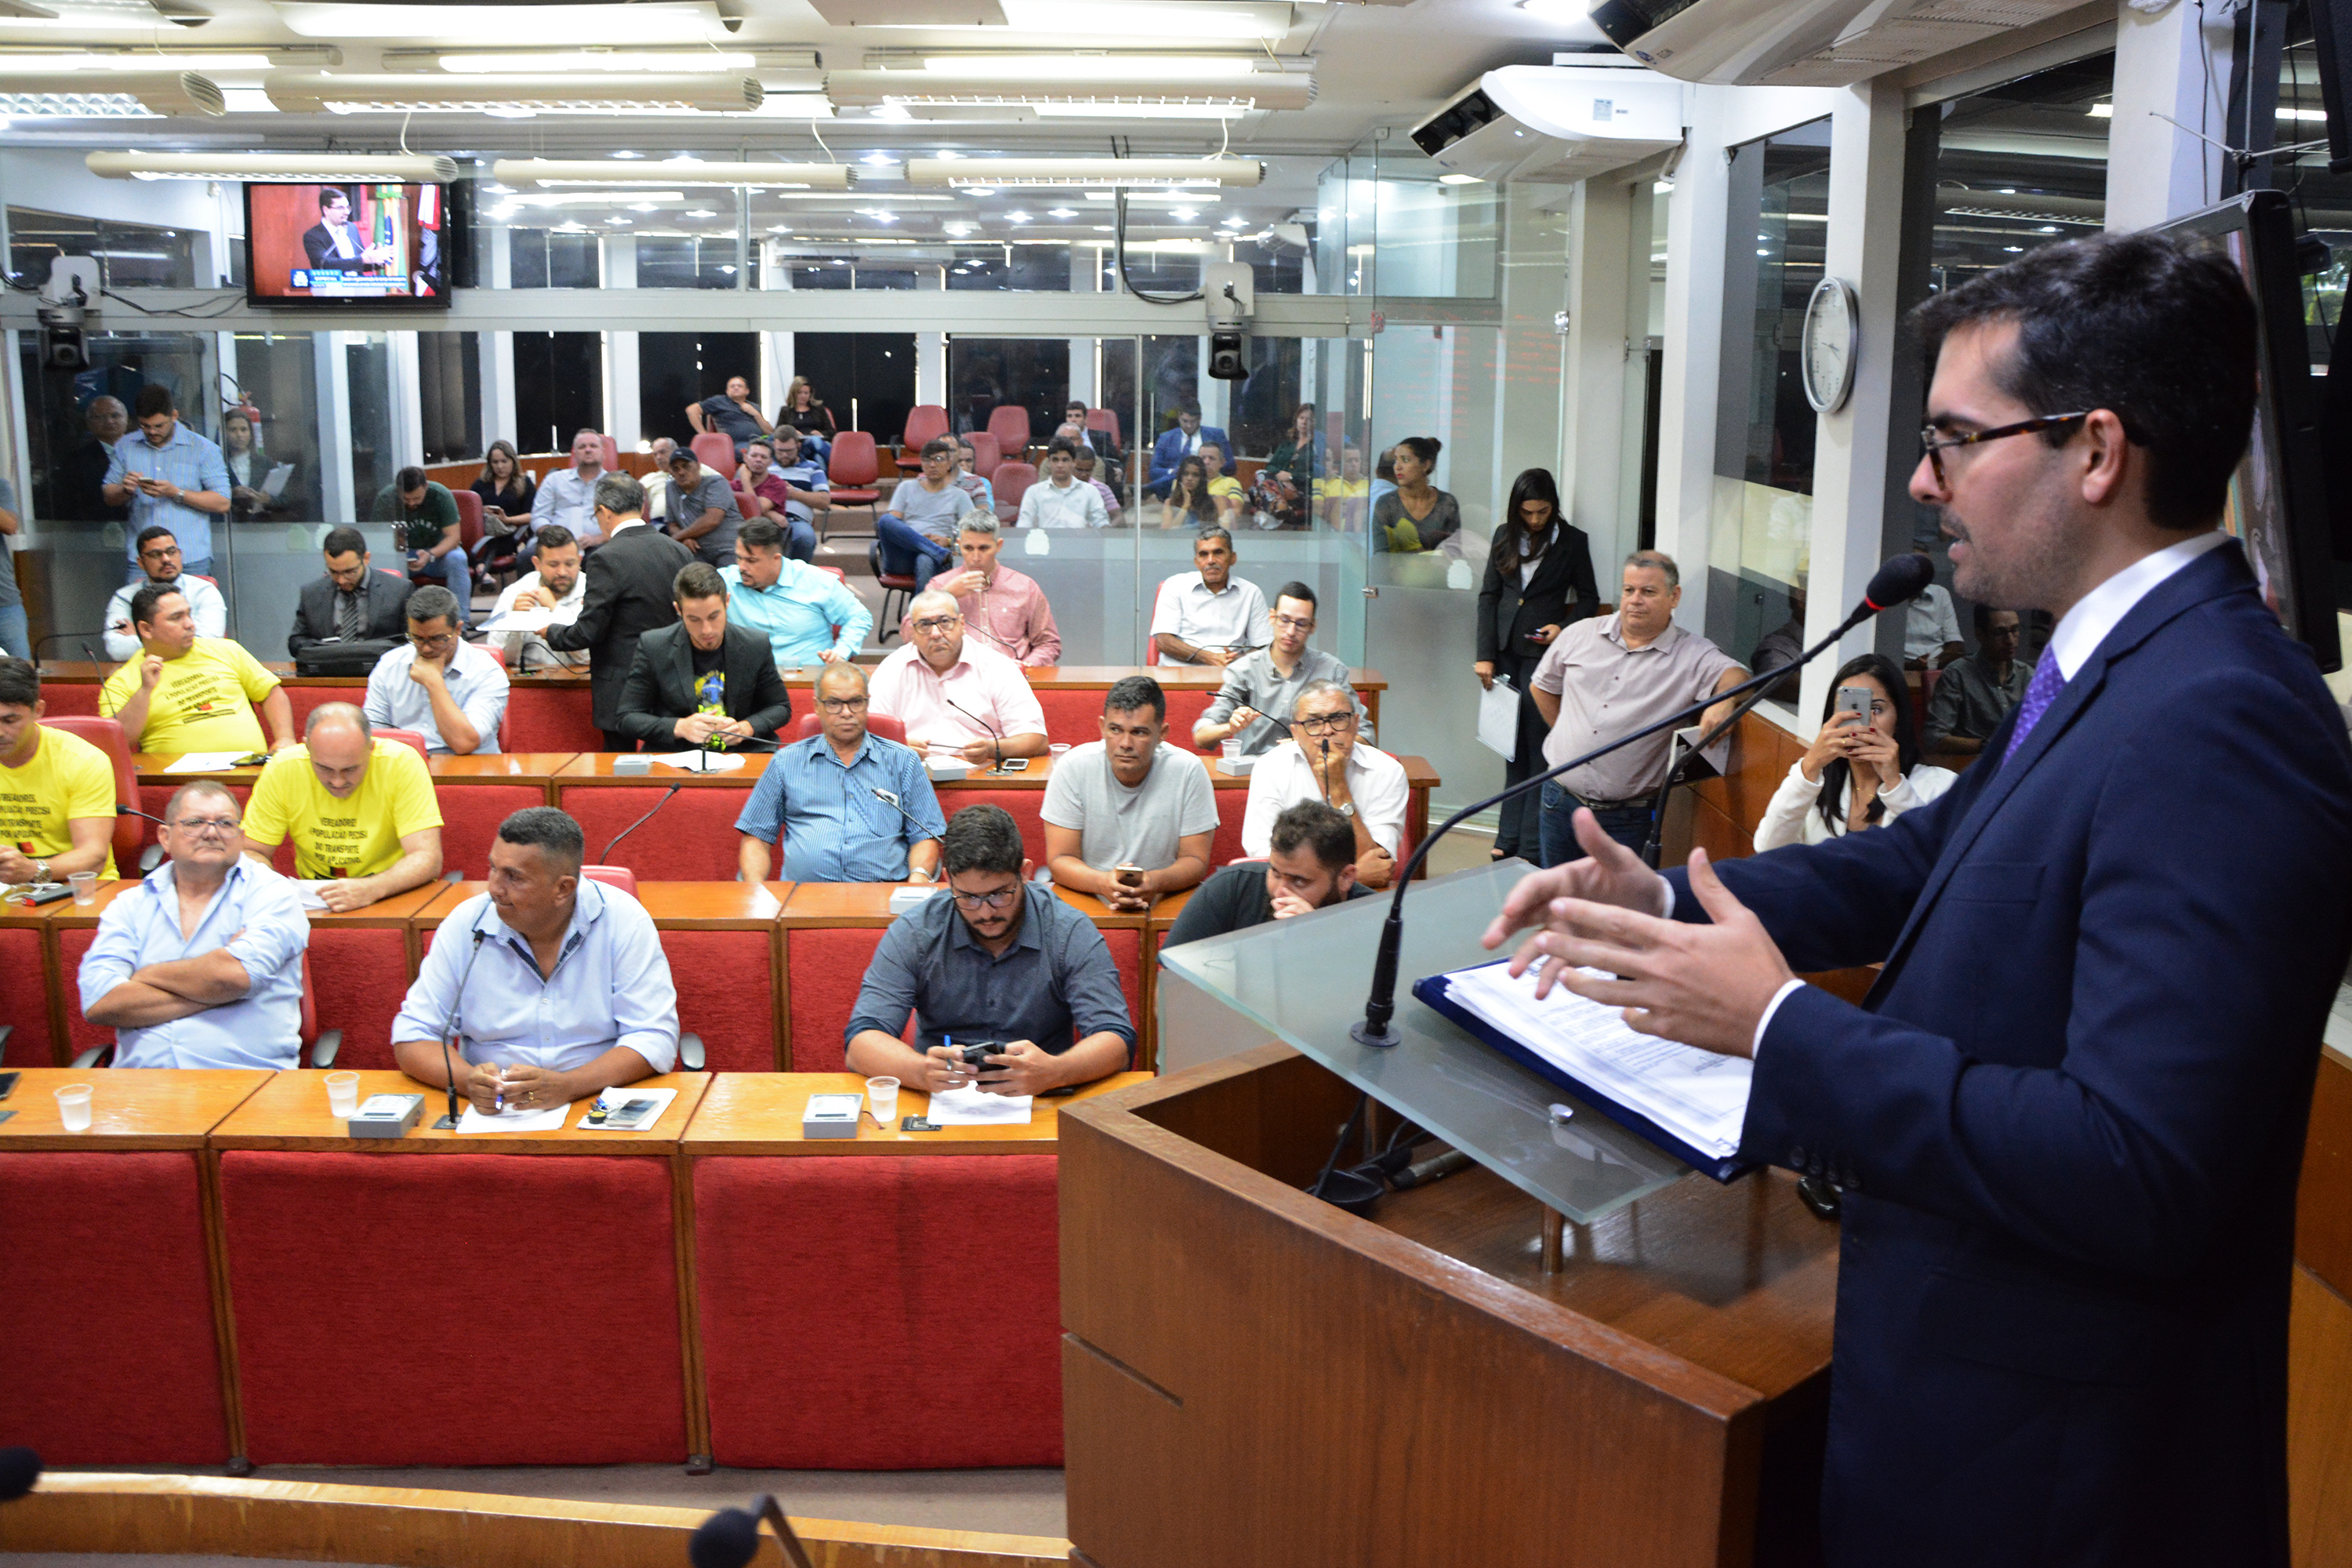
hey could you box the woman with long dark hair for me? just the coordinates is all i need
[469,439,537,573]
[1475,467,1599,861]
[1157,454,1218,528]
[1754,651,1955,850]
[1372,436,1460,552]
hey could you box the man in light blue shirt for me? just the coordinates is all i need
[102,385,231,577]
[720,517,871,667]
[362,586,510,753]
[735,662,946,883]
[529,428,608,546]
[392,806,678,1117]
[78,779,308,1069]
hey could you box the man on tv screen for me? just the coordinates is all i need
[300,187,392,279]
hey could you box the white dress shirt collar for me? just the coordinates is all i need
[2045,528,2230,681]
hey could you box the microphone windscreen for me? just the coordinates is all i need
[688,1508,761,1568]
[0,1447,42,1503]
[1863,553,1936,611]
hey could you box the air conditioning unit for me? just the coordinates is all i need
[1589,0,2093,87]
[1410,63,1683,185]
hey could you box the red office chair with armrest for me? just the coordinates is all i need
[966,430,1002,479]
[41,716,140,875]
[1084,407,1122,448]
[373,728,431,760]
[74,952,342,1069]
[692,431,739,476]
[600,435,622,474]
[902,405,949,459]
[868,543,920,643]
[826,432,882,535]
[991,461,1037,526]
[452,488,484,555]
[578,864,706,1070]
[795,712,906,743]
[987,405,1033,463]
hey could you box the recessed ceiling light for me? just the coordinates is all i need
[1755,247,1769,256]
[860,150,899,165]
[1008,210,1031,223]
[608,216,632,223]
[964,184,997,196]
[934,148,960,159]
[1047,207,1076,218]
[686,208,716,216]
[1172,207,1198,220]
[1437,172,1480,185]
[2003,245,2023,252]
[612,150,641,158]
[1093,224,1112,231]
[629,202,659,212]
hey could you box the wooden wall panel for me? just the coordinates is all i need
[2290,1265,2352,1568]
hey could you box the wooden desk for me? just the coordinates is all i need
[682,1069,1150,1156]
[210,1069,709,1153]
[133,751,584,787]
[0,1066,269,1150]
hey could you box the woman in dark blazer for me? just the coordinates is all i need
[1475,467,1598,862]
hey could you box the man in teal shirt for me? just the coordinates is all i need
[372,465,470,627]
[718,516,871,667]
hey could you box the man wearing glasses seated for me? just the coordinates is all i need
[844,804,1134,1097]
[869,590,1049,768]
[735,662,946,884]
[361,586,510,756]
[1192,582,1371,759]
[79,780,310,1069]
[1240,680,1410,891]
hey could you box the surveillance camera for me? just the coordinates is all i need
[1207,329,1249,382]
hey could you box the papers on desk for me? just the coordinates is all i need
[294,880,334,911]
[575,1086,677,1131]
[1440,960,1750,1163]
[483,606,555,633]
[924,1084,1033,1127]
[641,750,747,774]
[167,752,253,772]
[455,1100,573,1134]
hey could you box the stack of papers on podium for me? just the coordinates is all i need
[1441,960,1751,1163]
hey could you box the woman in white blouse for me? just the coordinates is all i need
[1755,652,1957,851]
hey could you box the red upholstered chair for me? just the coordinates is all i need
[1210,786,1248,868]
[433,784,543,879]
[782,927,887,1071]
[600,434,623,473]
[0,925,56,1065]
[691,430,738,475]
[220,1151,686,1465]
[451,487,485,557]
[986,405,1033,462]
[991,461,1037,526]
[734,488,763,529]
[965,430,1002,479]
[304,922,423,1071]
[556,786,751,882]
[583,863,637,897]
[951,788,1047,866]
[42,715,140,874]
[902,404,949,456]
[502,684,602,751]
[868,542,920,644]
[374,727,430,760]
[1163,687,1214,745]
[1,1150,232,1462]
[73,952,341,1070]
[794,711,906,743]
[823,432,882,534]
[694,1154,1064,1468]
[815,563,848,584]
[34,681,100,718]
[660,927,776,1072]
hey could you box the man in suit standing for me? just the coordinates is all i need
[289,525,413,656]
[1145,404,1230,499]
[615,563,792,750]
[545,474,694,751]
[1484,232,2352,1565]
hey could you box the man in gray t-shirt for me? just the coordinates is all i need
[1042,676,1221,913]
[666,448,744,568]
[876,437,978,590]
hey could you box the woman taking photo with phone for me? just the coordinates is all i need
[1475,467,1597,862]
[1754,651,1955,851]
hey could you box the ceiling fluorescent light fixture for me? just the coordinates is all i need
[0,70,219,114]
[269,73,760,114]
[89,150,457,180]
[0,0,207,31]
[913,53,1258,78]
[829,66,1311,109]
[490,190,685,207]
[424,49,768,73]
[989,0,1293,40]
[272,2,735,42]
[1030,100,1247,118]
[909,156,1260,187]
[0,51,280,70]
[494,157,848,189]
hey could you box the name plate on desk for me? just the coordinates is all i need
[348,1094,423,1138]
[803,1093,863,1138]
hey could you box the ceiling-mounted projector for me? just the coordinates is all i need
[1589,0,2096,87]
[1410,63,1682,185]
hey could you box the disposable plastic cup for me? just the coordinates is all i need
[866,1076,901,1126]
[67,871,97,906]
[56,1083,93,1132]
[1220,739,1243,761]
[1049,742,1072,757]
[325,1071,361,1119]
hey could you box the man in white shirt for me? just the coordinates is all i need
[869,589,1049,767]
[1150,528,1269,666]
[1042,675,1218,913]
[1902,545,1965,667]
[488,524,587,670]
[528,427,607,546]
[363,586,510,754]
[1018,437,1111,531]
[103,527,226,660]
[1240,678,1408,890]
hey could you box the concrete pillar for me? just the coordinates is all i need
[916,331,947,408]
[2107,0,2235,230]
[316,333,354,521]
[1561,177,1631,568]
[388,332,424,470]
[1651,96,1734,630]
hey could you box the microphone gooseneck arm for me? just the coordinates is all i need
[434,924,490,1130]
[1636,676,1783,869]
[600,783,684,862]
[942,695,1007,771]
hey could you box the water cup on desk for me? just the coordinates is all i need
[1220,739,1243,762]
[865,1076,900,1127]
[1049,742,1071,760]
[67,871,97,906]
[325,1071,361,1119]
[56,1083,93,1132]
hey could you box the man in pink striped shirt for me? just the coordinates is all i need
[871,589,1050,768]
[897,515,1062,666]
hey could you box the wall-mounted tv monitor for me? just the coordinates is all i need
[2156,190,2339,672]
[244,181,448,307]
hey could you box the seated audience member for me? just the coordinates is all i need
[1316,445,1370,530]
[545,473,695,751]
[736,662,946,884]
[1194,582,1370,757]
[1198,442,1245,524]
[1019,437,1112,531]
[241,703,444,910]
[619,563,793,749]
[0,656,117,883]
[363,586,509,756]
[103,527,227,661]
[1157,456,1219,531]
[289,524,414,657]
[392,806,678,1112]
[845,804,1134,1094]
[722,517,871,668]
[1242,680,1408,890]
[1150,528,1270,667]
[1262,401,1323,530]
[1068,399,1117,463]
[740,432,827,561]
[952,437,996,513]
[1749,590,1806,702]
[57,395,129,524]
[1903,545,1965,670]
[1368,444,1398,512]
[643,437,684,527]
[530,428,608,545]
[1147,404,1229,499]
[1072,446,1123,524]
[869,590,1049,766]
[1755,652,1956,851]
[666,444,746,569]
[687,373,772,457]
[468,439,536,568]
[489,524,588,670]
[372,465,470,628]
[1043,676,1218,913]
[1166,800,1370,946]
[79,780,307,1069]
[777,375,835,462]
[875,437,977,590]
[904,516,1060,667]
[1923,604,2032,755]
[101,583,296,756]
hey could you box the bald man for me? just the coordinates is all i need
[240,702,444,912]
[61,395,130,523]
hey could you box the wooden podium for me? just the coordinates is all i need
[1059,864,1841,1568]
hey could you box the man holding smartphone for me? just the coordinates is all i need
[1043,676,1218,913]
[101,386,230,580]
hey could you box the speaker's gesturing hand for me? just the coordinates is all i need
[1481,806,1671,972]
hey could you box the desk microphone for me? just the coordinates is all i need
[601,783,683,863]
[1636,677,1783,869]
[870,786,931,847]
[0,1447,39,1504]
[435,921,491,1131]
[942,695,1010,771]
[31,631,103,673]
[1348,553,1936,1049]
[688,1495,815,1568]
[114,804,170,830]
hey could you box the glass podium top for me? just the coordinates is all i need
[1158,859,1693,1225]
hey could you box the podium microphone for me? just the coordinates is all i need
[1348,554,1936,1049]
[688,1495,815,1568]
[601,783,684,863]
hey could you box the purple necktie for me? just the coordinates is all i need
[2000,656,2066,766]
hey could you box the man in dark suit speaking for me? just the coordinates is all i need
[545,473,693,751]
[1484,232,2352,1564]
[615,562,792,750]
[300,187,391,275]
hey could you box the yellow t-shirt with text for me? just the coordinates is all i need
[241,738,441,880]
[0,724,117,877]
[99,638,278,755]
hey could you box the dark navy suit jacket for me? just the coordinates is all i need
[1147,425,1232,493]
[1666,541,2352,1566]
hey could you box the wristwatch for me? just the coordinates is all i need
[31,859,49,884]
[1335,804,1356,820]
